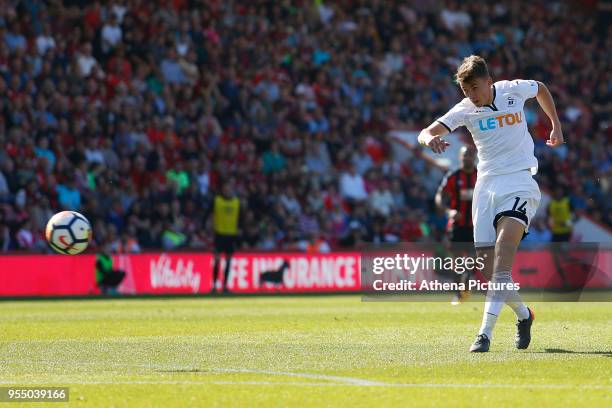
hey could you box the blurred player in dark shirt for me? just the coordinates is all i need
[435,146,477,304]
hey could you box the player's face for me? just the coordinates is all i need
[460,147,476,169]
[460,77,492,107]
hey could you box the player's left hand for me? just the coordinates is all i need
[546,127,564,147]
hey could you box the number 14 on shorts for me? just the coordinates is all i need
[512,197,527,214]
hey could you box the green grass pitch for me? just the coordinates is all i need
[0,295,610,407]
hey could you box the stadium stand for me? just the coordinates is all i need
[0,0,609,252]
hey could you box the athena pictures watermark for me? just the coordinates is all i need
[360,243,611,302]
[371,278,519,293]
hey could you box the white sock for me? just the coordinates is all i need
[491,269,530,320]
[506,299,530,320]
[478,309,499,339]
[479,296,503,339]
[477,269,514,339]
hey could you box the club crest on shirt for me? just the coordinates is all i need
[507,96,515,106]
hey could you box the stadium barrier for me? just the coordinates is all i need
[0,249,610,298]
[0,252,361,297]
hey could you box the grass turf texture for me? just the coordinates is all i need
[0,296,610,407]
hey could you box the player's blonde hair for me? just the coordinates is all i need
[455,55,490,85]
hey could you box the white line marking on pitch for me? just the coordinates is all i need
[214,368,386,386]
[1,360,610,390]
[0,360,383,386]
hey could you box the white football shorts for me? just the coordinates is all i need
[472,169,541,247]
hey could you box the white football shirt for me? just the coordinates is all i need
[437,79,539,176]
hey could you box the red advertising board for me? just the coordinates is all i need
[221,253,360,293]
[0,254,97,296]
[114,253,213,295]
[0,252,362,297]
[0,250,609,297]
[115,252,361,294]
[513,249,612,288]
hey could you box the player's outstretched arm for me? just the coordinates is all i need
[535,81,564,147]
[417,122,450,154]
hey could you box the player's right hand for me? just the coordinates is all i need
[424,135,450,154]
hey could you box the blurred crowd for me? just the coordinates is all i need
[0,0,610,253]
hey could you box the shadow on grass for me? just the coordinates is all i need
[531,348,612,356]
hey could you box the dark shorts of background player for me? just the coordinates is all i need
[214,233,237,254]
[551,232,571,242]
[449,226,474,243]
[99,271,125,287]
[98,270,126,294]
